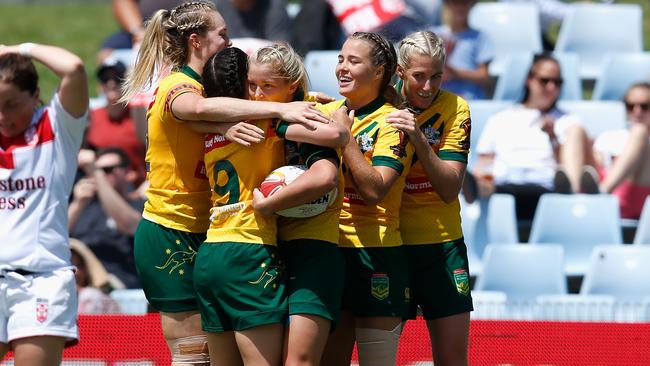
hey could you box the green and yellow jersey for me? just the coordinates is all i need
[275,119,342,244]
[398,85,472,245]
[142,66,212,233]
[204,120,285,245]
[320,97,415,248]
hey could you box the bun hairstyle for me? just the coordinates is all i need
[121,0,217,102]
[202,47,249,98]
[349,32,400,106]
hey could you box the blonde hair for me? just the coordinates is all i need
[251,43,308,95]
[398,30,446,70]
[121,1,217,102]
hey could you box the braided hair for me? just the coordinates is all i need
[202,47,249,99]
[251,43,309,96]
[121,0,218,101]
[348,32,400,106]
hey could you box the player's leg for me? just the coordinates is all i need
[206,331,243,366]
[427,312,470,366]
[320,310,355,366]
[282,239,344,366]
[11,336,65,366]
[160,311,209,366]
[355,316,403,366]
[235,323,284,366]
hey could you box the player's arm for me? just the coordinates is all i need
[252,158,339,216]
[0,43,88,118]
[387,109,466,203]
[279,105,350,148]
[187,121,265,146]
[171,91,329,128]
[112,0,145,43]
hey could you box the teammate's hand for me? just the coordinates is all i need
[251,188,274,217]
[387,109,419,138]
[307,91,336,104]
[279,102,330,130]
[224,121,265,147]
[332,105,354,130]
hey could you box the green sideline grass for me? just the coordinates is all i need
[0,3,118,99]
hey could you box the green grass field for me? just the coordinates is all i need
[0,0,649,99]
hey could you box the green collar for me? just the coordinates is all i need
[180,64,202,82]
[347,96,386,120]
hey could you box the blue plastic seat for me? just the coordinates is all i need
[555,3,643,79]
[557,100,626,139]
[529,194,623,276]
[493,52,582,101]
[592,52,650,101]
[474,244,567,301]
[487,193,519,244]
[468,2,542,76]
[581,245,650,302]
[633,196,650,245]
[466,100,513,169]
[304,50,341,99]
[109,289,149,315]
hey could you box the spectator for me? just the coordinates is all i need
[291,0,344,55]
[70,238,122,314]
[213,0,292,41]
[377,0,444,42]
[98,0,184,62]
[591,82,650,219]
[85,59,146,185]
[69,147,144,289]
[472,53,593,220]
[432,0,493,100]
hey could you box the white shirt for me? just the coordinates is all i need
[476,104,582,189]
[0,94,87,272]
[593,128,629,170]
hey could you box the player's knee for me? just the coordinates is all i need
[355,323,403,366]
[167,334,210,366]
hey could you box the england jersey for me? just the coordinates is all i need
[0,94,87,272]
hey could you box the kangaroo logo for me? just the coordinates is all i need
[156,248,196,275]
[249,262,282,289]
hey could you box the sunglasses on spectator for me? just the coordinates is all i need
[532,75,563,87]
[97,165,125,174]
[625,101,650,112]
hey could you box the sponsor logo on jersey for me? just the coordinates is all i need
[453,268,470,296]
[459,118,471,151]
[204,133,231,152]
[342,187,365,205]
[371,273,390,300]
[194,160,208,180]
[389,130,409,158]
[404,176,434,194]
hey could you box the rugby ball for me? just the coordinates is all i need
[260,165,337,218]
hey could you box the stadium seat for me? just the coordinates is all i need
[466,100,513,169]
[557,100,626,139]
[554,3,643,79]
[486,193,519,244]
[460,198,483,276]
[535,294,616,322]
[109,289,149,315]
[633,197,650,245]
[492,52,582,101]
[581,245,650,321]
[471,290,508,319]
[592,52,650,101]
[529,194,623,276]
[304,50,341,98]
[468,2,542,76]
[474,244,567,300]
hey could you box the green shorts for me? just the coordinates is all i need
[280,239,344,325]
[405,238,474,319]
[134,218,205,313]
[340,247,410,318]
[194,242,287,332]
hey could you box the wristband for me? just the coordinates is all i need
[18,42,36,57]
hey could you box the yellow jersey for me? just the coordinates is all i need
[398,85,471,245]
[275,119,342,244]
[142,67,212,233]
[204,120,285,245]
[321,97,415,248]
